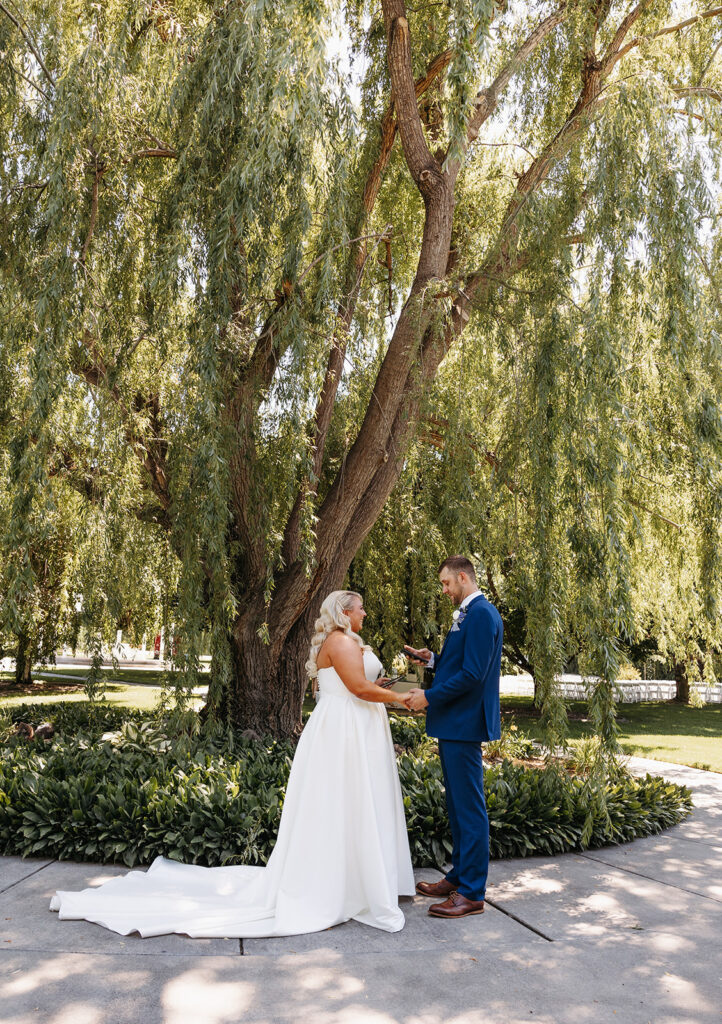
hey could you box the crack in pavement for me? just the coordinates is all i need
[484,899,555,941]
[0,861,55,897]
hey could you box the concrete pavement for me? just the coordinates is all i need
[1,758,720,1024]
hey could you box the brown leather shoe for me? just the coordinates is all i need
[428,891,485,918]
[415,878,456,898]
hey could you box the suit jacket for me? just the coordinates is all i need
[425,594,503,743]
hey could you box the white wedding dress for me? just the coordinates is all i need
[50,650,415,937]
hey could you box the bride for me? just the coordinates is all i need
[50,591,416,937]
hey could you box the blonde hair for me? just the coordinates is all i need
[306,591,371,687]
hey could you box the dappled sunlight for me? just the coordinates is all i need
[575,892,640,928]
[1,952,94,996]
[86,868,136,888]
[482,844,722,954]
[646,932,696,954]
[297,967,364,997]
[162,969,254,1024]
[49,1004,102,1024]
[333,1011,398,1024]
[659,972,715,1015]
[491,863,564,897]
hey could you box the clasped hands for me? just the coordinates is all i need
[376,684,426,711]
[378,687,427,711]
[405,688,428,711]
[379,643,431,712]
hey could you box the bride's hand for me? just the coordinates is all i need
[394,691,413,708]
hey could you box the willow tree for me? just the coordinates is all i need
[0,360,177,689]
[352,242,722,731]
[2,1,720,737]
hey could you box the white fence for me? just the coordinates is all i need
[500,674,722,703]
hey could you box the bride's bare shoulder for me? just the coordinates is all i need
[322,630,358,652]
[318,630,361,667]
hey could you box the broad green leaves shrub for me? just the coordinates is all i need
[0,704,691,868]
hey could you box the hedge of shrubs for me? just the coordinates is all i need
[0,702,692,868]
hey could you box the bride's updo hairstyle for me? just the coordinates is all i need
[306,590,371,682]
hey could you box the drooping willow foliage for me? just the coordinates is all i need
[1,0,720,744]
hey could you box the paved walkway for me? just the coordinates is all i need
[1,758,720,1024]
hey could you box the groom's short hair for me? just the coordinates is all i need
[438,556,477,581]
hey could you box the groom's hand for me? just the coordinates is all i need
[405,646,432,666]
[407,688,429,711]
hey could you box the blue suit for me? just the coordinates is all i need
[425,594,502,901]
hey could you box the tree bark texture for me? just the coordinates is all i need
[15,631,32,687]
[673,658,690,704]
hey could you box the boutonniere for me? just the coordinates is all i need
[451,609,461,631]
[452,610,460,622]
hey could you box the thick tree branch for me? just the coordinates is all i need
[273,1,456,624]
[280,48,454,568]
[227,286,299,570]
[238,287,298,393]
[610,6,722,68]
[129,147,178,160]
[464,6,567,151]
[382,1,441,193]
[363,48,453,212]
[602,0,652,62]
[673,85,722,101]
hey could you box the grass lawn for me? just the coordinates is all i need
[502,696,722,772]
[3,675,719,771]
[29,666,174,685]
[0,674,203,712]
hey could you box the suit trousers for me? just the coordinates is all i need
[438,738,489,901]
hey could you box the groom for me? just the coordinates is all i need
[406,556,503,919]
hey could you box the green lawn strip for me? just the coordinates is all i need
[2,666,212,687]
[3,683,718,771]
[502,696,722,772]
[25,667,177,685]
[0,683,203,712]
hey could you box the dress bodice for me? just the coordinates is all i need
[317,649,383,699]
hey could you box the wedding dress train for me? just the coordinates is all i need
[49,650,415,937]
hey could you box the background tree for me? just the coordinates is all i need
[0,333,175,689]
[1,0,720,739]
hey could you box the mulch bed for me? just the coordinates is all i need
[0,678,86,697]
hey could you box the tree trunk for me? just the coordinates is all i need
[208,585,333,737]
[15,631,32,687]
[673,658,690,704]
